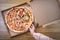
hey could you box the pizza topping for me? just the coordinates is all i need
[5,7,33,32]
[22,15,29,21]
[18,8,24,17]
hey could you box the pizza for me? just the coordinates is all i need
[5,7,33,32]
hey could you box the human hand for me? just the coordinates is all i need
[29,24,35,35]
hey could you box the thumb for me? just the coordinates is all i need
[28,27,32,32]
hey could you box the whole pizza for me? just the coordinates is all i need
[5,7,33,32]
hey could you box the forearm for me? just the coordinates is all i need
[32,32,54,40]
[29,24,54,40]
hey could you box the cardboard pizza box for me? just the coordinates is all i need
[0,0,32,38]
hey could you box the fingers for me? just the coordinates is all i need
[30,24,32,28]
[28,24,35,31]
[31,24,35,30]
[28,24,35,34]
[28,27,31,32]
[30,24,34,28]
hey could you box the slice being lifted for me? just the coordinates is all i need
[5,7,33,32]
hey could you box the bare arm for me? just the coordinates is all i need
[29,24,54,40]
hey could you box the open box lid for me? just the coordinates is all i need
[0,0,31,11]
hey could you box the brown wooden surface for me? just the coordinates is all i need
[0,0,60,40]
[7,23,60,40]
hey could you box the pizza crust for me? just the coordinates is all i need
[5,7,33,32]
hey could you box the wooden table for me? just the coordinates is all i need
[8,23,60,40]
[0,0,60,40]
